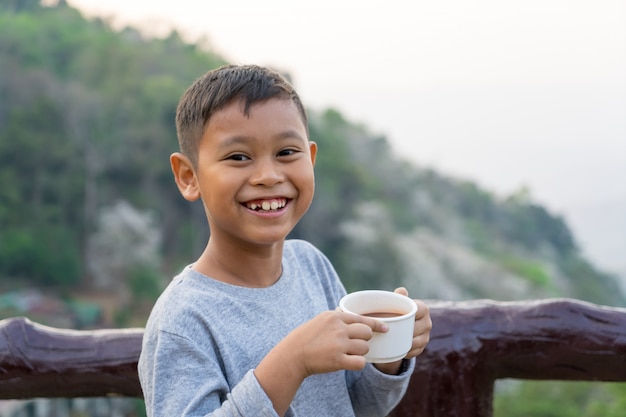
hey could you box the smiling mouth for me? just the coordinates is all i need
[244,198,288,212]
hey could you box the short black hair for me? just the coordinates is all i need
[175,64,308,167]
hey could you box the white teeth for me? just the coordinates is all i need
[247,199,286,211]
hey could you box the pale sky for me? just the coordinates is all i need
[67,0,626,272]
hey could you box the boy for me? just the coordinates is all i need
[138,64,432,417]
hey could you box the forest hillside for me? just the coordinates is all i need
[0,1,624,331]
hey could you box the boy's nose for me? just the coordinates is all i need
[250,159,284,186]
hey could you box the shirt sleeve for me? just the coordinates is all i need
[139,330,279,417]
[345,358,416,416]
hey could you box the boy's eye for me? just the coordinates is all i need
[227,154,250,161]
[278,149,298,157]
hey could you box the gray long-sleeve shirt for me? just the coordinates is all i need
[138,239,414,416]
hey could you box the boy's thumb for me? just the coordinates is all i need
[394,287,409,297]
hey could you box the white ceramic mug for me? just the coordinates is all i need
[339,290,417,363]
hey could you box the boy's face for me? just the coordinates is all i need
[172,97,317,248]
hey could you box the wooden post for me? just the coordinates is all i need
[390,298,626,417]
[0,317,143,399]
[2,298,626,417]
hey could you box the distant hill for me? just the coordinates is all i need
[567,196,626,289]
[298,110,624,306]
[1,0,623,321]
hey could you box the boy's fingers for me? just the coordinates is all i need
[369,319,389,333]
[341,311,388,333]
[393,287,409,297]
[342,354,368,371]
[414,300,430,320]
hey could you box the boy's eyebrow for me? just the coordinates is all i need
[218,130,307,148]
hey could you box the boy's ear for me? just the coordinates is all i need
[309,141,317,166]
[170,152,201,202]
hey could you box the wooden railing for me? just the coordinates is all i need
[1,298,625,416]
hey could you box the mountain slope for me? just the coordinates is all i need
[1,1,623,311]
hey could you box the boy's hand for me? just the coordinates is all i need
[289,310,388,377]
[255,294,429,415]
[255,310,388,416]
[374,287,432,375]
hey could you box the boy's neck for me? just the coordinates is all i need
[192,239,285,288]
